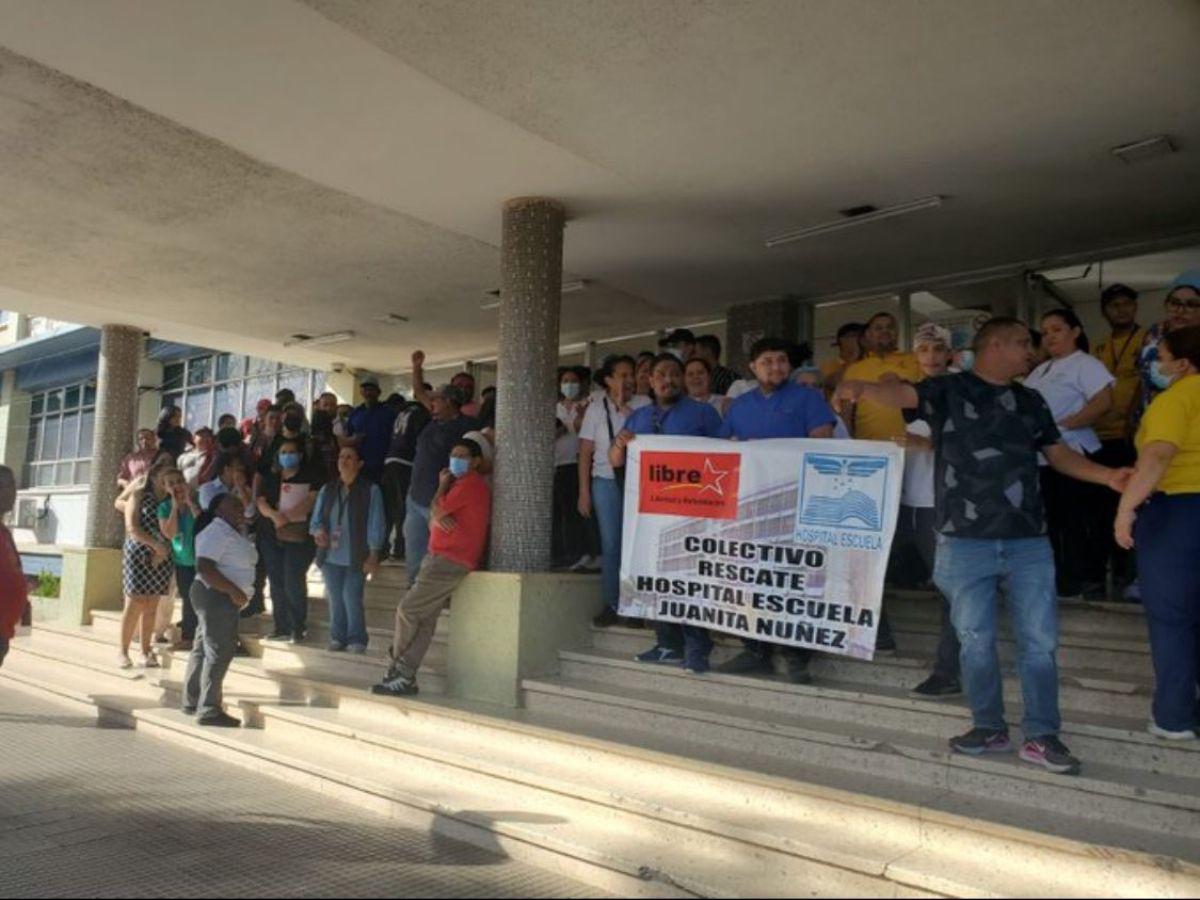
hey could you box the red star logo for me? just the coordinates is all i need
[698,458,732,497]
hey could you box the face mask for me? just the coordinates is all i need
[561,381,580,400]
[449,457,471,478]
[957,349,975,372]
[283,415,303,433]
[279,452,302,470]
[1149,360,1175,391]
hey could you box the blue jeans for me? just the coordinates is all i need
[261,536,315,636]
[321,563,368,647]
[1135,493,1200,732]
[591,476,624,611]
[934,535,1060,738]
[403,497,432,586]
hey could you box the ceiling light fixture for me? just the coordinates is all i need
[480,280,589,310]
[283,330,355,348]
[1110,135,1175,165]
[765,195,944,248]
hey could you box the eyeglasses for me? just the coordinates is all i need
[1167,297,1200,311]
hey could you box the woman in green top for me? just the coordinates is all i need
[158,469,200,650]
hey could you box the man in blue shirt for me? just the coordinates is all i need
[343,377,398,484]
[717,337,838,684]
[611,353,723,673]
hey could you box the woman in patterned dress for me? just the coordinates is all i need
[118,459,177,669]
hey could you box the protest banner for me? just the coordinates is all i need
[619,435,902,660]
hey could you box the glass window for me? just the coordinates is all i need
[213,383,240,424]
[184,390,212,433]
[78,410,95,458]
[40,417,60,461]
[163,363,185,392]
[277,369,308,406]
[243,376,273,418]
[23,380,97,487]
[215,353,246,382]
[187,355,213,387]
[247,357,276,376]
[59,412,80,460]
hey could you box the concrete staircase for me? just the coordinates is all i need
[3,572,1198,897]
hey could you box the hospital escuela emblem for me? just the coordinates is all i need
[796,453,889,533]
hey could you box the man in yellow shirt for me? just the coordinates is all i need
[819,322,864,400]
[841,312,923,440]
[1091,283,1146,592]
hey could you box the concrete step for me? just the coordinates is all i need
[883,590,1147,641]
[7,622,1199,896]
[590,626,1155,720]
[521,671,1200,851]
[555,649,1199,780]
[306,594,450,635]
[258,639,445,693]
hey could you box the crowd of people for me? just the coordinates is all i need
[23,270,1196,763]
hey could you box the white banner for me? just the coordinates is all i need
[618,436,903,660]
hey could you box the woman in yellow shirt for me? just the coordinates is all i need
[1116,325,1200,741]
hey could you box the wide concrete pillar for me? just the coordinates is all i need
[490,197,565,572]
[84,325,143,549]
[726,296,804,374]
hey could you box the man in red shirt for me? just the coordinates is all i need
[117,429,159,490]
[0,466,29,668]
[373,438,491,697]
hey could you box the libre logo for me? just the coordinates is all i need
[639,451,741,519]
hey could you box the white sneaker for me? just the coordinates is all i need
[117,652,133,670]
[141,651,161,669]
[569,554,590,571]
[1148,721,1197,741]
[346,643,368,655]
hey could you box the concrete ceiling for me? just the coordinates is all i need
[0,0,1197,371]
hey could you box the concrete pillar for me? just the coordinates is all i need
[726,297,802,374]
[897,292,913,351]
[583,341,599,370]
[490,197,565,572]
[83,325,143,549]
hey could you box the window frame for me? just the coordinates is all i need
[25,380,96,489]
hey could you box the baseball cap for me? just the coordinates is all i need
[658,328,696,348]
[913,322,952,348]
[834,322,865,343]
[359,376,380,389]
[255,398,272,414]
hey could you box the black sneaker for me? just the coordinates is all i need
[181,706,197,715]
[1019,735,1081,775]
[264,631,291,642]
[198,711,241,728]
[621,616,646,629]
[592,607,621,628]
[372,661,419,697]
[715,649,772,676]
[909,674,963,699]
[233,640,251,657]
[949,727,1012,756]
[289,630,308,645]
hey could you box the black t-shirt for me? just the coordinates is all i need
[912,372,1062,539]
[258,464,324,540]
[409,416,474,507]
[386,403,432,464]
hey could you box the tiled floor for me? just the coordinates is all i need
[0,684,601,898]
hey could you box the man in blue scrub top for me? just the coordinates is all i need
[718,337,838,684]
[611,353,723,673]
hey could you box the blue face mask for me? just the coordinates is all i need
[449,456,471,478]
[1149,360,1174,391]
[561,381,581,400]
[278,452,302,470]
